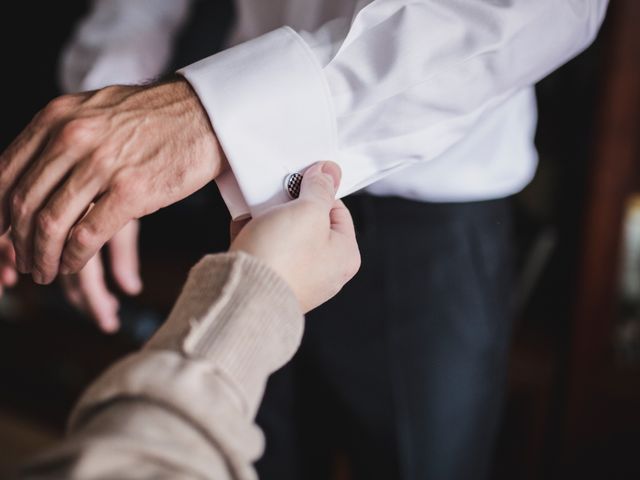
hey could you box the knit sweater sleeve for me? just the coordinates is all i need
[18,252,303,480]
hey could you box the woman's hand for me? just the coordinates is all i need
[230,161,360,313]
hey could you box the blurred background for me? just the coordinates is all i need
[0,1,639,479]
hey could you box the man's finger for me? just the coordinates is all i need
[0,118,50,234]
[31,164,102,284]
[11,147,79,277]
[109,220,142,295]
[298,161,341,206]
[0,237,15,263]
[66,254,120,333]
[60,189,133,274]
[0,94,83,236]
[60,275,85,311]
[0,235,18,288]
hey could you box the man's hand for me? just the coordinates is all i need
[230,162,360,313]
[0,78,225,285]
[60,220,142,333]
[0,232,18,297]
[0,223,141,333]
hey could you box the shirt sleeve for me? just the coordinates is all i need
[59,0,193,93]
[179,0,609,219]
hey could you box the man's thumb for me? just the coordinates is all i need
[299,161,341,205]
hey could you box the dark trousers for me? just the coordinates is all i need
[255,195,515,480]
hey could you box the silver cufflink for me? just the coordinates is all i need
[284,172,303,199]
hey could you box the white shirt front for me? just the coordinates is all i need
[60,0,609,219]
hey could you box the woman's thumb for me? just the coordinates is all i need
[299,161,341,205]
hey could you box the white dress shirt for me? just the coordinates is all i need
[60,0,609,219]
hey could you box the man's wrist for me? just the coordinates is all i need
[165,76,229,179]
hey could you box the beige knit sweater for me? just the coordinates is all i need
[18,252,304,480]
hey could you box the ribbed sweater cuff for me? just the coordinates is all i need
[146,252,304,416]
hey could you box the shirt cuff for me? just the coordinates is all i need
[178,27,338,219]
[215,170,251,221]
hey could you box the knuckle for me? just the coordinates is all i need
[36,211,62,239]
[113,187,145,219]
[58,118,96,148]
[71,224,97,252]
[110,178,136,205]
[10,191,29,220]
[41,95,74,122]
[94,84,120,98]
[88,148,115,176]
[308,174,334,195]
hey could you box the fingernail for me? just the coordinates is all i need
[321,162,342,190]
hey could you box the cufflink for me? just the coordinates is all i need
[284,172,303,199]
